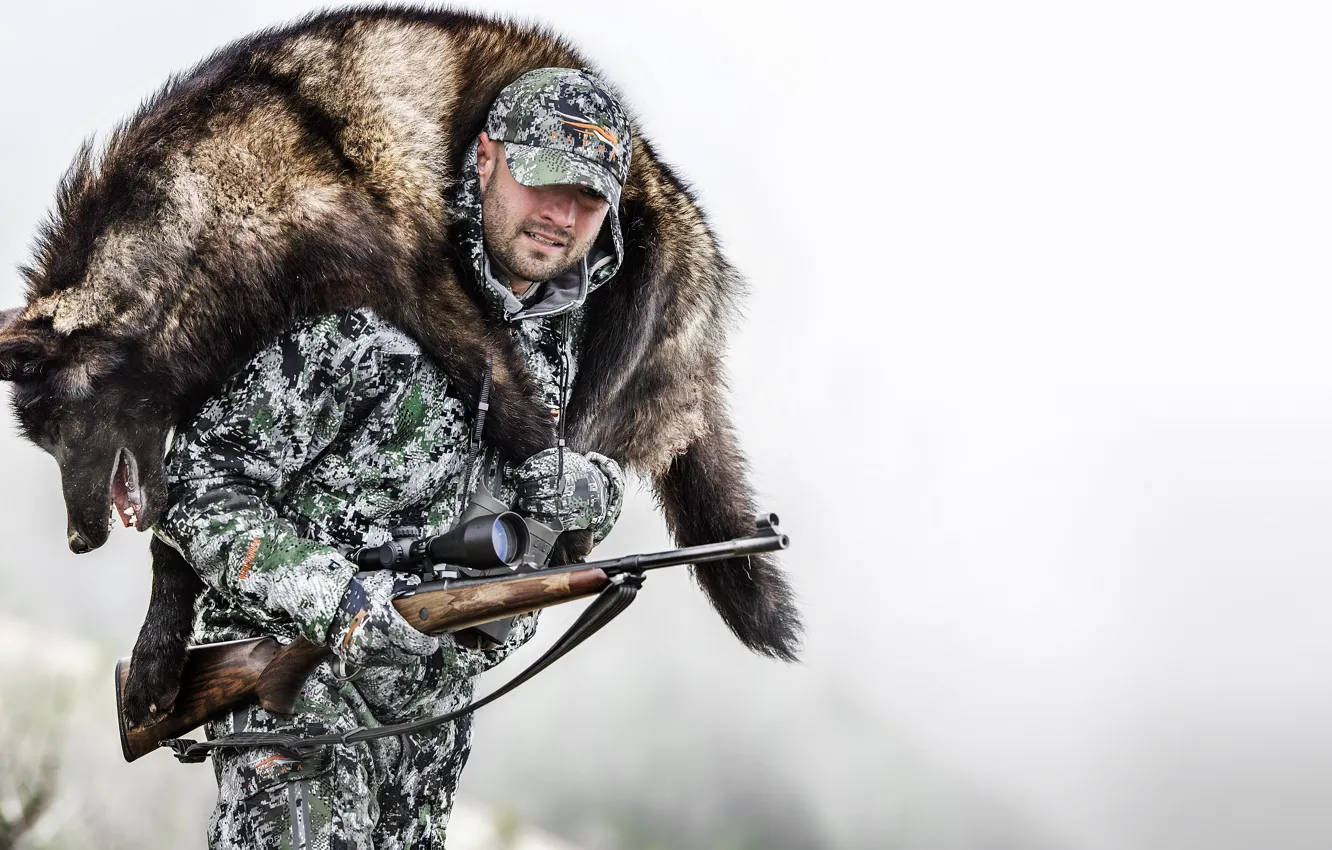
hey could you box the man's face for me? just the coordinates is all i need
[476,133,611,286]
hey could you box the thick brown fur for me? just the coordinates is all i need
[2,7,801,723]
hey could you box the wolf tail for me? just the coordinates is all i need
[654,406,803,661]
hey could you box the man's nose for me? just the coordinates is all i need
[537,192,577,228]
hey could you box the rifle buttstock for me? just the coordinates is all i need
[117,637,280,763]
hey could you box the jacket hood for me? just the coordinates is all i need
[451,145,623,323]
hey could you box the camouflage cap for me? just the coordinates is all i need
[484,67,632,209]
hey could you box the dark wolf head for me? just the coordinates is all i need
[0,307,173,551]
[4,25,428,553]
[1,125,227,554]
[3,49,391,551]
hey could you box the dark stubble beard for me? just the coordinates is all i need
[481,185,596,284]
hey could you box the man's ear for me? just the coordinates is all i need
[0,311,56,382]
[476,131,496,190]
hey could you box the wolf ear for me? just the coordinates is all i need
[0,309,57,382]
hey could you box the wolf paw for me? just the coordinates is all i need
[122,642,186,728]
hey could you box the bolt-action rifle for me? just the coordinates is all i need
[115,511,789,763]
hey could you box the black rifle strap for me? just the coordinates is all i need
[163,570,645,764]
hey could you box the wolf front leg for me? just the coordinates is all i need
[122,535,205,727]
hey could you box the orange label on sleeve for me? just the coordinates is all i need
[237,538,261,581]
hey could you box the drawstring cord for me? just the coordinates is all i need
[460,351,494,515]
[555,313,571,516]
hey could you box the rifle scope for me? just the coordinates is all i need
[352,512,529,571]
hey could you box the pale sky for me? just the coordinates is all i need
[1,2,1330,848]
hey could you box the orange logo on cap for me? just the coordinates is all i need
[556,112,619,147]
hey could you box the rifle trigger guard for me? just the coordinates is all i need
[330,656,359,683]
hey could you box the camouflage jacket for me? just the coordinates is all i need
[156,308,624,662]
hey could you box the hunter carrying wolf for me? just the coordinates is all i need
[0,9,802,848]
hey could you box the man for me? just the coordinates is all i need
[156,68,631,849]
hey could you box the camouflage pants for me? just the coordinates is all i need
[205,649,480,850]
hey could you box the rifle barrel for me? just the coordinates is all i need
[603,530,790,574]
[420,527,788,593]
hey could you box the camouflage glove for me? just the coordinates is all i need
[327,572,440,669]
[513,448,621,532]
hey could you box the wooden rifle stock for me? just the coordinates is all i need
[116,568,610,762]
[116,517,789,763]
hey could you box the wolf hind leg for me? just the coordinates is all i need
[123,535,204,727]
[653,406,803,661]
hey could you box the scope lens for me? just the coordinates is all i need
[491,518,514,563]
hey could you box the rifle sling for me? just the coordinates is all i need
[162,570,645,764]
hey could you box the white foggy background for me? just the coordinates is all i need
[1,1,1330,848]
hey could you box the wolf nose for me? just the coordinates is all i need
[68,534,91,554]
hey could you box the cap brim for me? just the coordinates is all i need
[503,143,621,209]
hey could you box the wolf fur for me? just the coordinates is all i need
[1,7,801,722]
